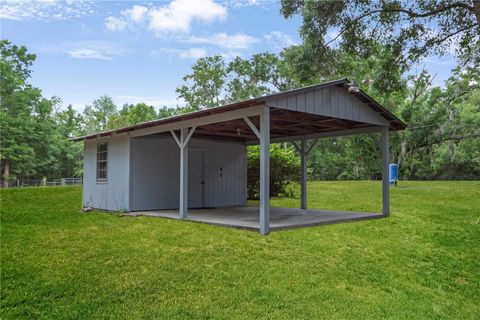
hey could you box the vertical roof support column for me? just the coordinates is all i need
[300,139,307,209]
[381,126,390,216]
[179,127,189,219]
[171,126,195,220]
[259,106,270,235]
[293,138,317,210]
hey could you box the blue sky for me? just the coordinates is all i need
[1,0,458,112]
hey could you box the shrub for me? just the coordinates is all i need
[247,144,300,199]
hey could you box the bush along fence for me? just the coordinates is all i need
[0,178,82,188]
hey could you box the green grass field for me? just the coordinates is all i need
[1,181,479,319]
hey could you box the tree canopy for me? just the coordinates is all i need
[1,40,56,181]
[280,0,480,89]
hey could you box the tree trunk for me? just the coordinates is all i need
[398,139,407,168]
[474,1,480,27]
[3,160,10,188]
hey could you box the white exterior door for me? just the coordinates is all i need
[188,148,205,208]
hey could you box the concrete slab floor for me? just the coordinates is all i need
[126,206,386,232]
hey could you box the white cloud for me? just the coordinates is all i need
[223,0,262,9]
[66,49,113,60]
[186,32,258,49]
[179,47,208,59]
[123,5,148,23]
[57,41,123,60]
[148,0,227,35]
[0,0,94,21]
[105,16,127,32]
[105,0,227,36]
[152,47,208,60]
[105,5,148,31]
[264,31,298,50]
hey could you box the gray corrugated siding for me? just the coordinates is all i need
[130,136,247,211]
[82,134,130,211]
[266,86,389,126]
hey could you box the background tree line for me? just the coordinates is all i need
[0,39,190,181]
[1,0,479,184]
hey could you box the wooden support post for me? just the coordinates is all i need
[171,127,196,219]
[300,139,307,209]
[381,126,390,216]
[259,106,270,235]
[179,128,189,219]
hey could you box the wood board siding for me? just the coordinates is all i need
[130,136,247,211]
[266,86,389,126]
[82,134,130,211]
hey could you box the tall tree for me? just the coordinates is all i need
[31,96,63,179]
[176,43,409,109]
[55,105,84,177]
[0,40,41,183]
[158,106,184,118]
[392,66,480,179]
[124,103,157,124]
[176,55,226,109]
[226,53,286,101]
[176,53,301,109]
[108,102,158,129]
[83,95,117,133]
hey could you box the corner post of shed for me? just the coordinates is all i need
[259,106,270,235]
[381,126,390,216]
[179,127,189,219]
[300,139,307,209]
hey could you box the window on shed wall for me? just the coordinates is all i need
[96,142,108,182]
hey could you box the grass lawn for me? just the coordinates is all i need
[1,181,479,319]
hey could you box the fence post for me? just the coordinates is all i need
[17,179,20,187]
[42,177,46,186]
[61,178,65,186]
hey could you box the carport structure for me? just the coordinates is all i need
[74,79,406,235]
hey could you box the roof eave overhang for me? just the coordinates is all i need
[69,99,264,142]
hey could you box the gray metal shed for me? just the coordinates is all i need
[73,79,406,235]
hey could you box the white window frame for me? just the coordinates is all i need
[96,141,108,183]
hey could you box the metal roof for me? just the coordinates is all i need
[71,78,406,142]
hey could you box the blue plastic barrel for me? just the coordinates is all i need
[389,164,398,185]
